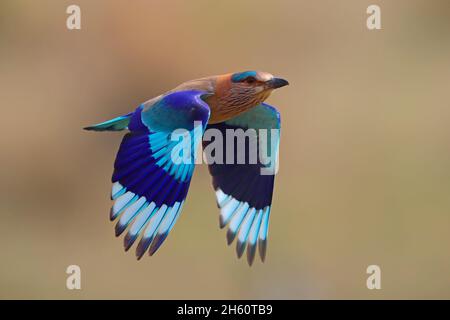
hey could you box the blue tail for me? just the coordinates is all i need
[84,112,133,131]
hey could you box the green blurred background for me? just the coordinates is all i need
[0,0,449,299]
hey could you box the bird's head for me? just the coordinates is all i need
[215,71,289,111]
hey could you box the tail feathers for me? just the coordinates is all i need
[84,112,133,131]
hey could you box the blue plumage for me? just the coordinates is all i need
[231,71,258,83]
[203,103,280,265]
[141,90,211,131]
[108,90,211,259]
[85,83,283,265]
[84,112,134,131]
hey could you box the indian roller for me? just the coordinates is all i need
[84,71,288,265]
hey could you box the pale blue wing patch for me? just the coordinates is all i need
[246,209,263,265]
[135,204,168,259]
[236,208,256,258]
[216,188,272,265]
[219,197,241,228]
[226,202,250,244]
[111,181,126,200]
[110,191,136,221]
[124,202,157,251]
[215,189,229,206]
[115,197,147,236]
[258,206,271,262]
[148,201,184,256]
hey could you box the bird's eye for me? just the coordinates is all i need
[244,76,256,84]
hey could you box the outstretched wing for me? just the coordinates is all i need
[203,103,281,265]
[111,90,211,259]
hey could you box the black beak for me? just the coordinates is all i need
[267,77,289,89]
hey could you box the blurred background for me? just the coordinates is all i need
[0,0,449,299]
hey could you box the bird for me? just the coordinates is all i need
[84,70,288,265]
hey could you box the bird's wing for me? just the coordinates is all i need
[203,103,281,265]
[111,90,211,259]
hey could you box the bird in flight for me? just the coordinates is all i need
[84,71,288,265]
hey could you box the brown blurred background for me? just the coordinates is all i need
[0,0,449,299]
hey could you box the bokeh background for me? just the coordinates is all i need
[0,0,449,299]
